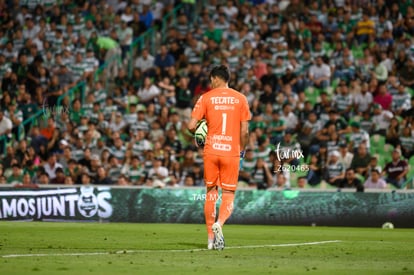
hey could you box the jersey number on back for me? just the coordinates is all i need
[221,113,227,135]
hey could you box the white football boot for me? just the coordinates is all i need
[212,222,225,250]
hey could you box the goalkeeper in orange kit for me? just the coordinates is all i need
[188,65,251,250]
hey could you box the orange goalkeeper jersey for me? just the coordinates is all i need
[191,87,251,157]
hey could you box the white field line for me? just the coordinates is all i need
[1,240,342,258]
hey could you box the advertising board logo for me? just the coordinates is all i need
[78,186,98,218]
[0,187,113,220]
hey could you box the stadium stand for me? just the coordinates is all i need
[0,0,413,190]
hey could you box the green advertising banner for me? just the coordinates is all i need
[0,187,414,228]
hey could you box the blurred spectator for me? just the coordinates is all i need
[154,44,175,74]
[80,172,92,185]
[38,172,50,185]
[399,57,414,89]
[308,56,331,90]
[147,157,168,184]
[6,163,23,184]
[51,167,66,184]
[364,169,387,189]
[353,82,373,115]
[107,155,122,183]
[391,84,411,116]
[338,141,354,170]
[116,174,130,186]
[385,117,401,147]
[348,121,370,152]
[399,126,414,159]
[382,149,409,189]
[306,151,325,187]
[4,102,23,139]
[137,76,160,104]
[250,157,273,190]
[94,166,112,185]
[372,103,393,135]
[174,76,193,121]
[338,168,364,192]
[332,80,353,120]
[0,0,414,190]
[44,153,63,179]
[134,48,154,75]
[0,109,12,140]
[117,20,133,60]
[350,143,372,178]
[374,83,393,110]
[325,150,345,187]
[280,103,298,132]
[367,155,382,178]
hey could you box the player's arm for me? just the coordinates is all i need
[188,95,204,134]
[240,121,249,150]
[187,117,199,134]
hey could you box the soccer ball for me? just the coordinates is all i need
[382,222,394,229]
[194,119,208,147]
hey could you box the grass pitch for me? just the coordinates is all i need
[0,222,413,275]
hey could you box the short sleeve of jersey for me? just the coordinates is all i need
[191,95,206,121]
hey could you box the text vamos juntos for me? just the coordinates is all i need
[0,187,112,220]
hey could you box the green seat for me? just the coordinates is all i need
[304,87,320,105]
[370,134,385,154]
[351,45,365,59]
[376,154,386,168]
[408,156,414,178]
[405,156,414,189]
[406,87,414,97]
[379,143,394,164]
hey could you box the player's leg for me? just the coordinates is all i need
[203,154,219,249]
[205,185,218,249]
[212,156,239,250]
[217,155,239,227]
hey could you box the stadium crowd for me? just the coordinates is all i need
[0,0,413,191]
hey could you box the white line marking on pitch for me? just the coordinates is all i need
[1,240,342,258]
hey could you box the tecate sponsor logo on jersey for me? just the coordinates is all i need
[213,143,232,151]
[210,97,240,104]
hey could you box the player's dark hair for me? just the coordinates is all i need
[209,65,230,83]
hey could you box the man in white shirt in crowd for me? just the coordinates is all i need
[43,153,64,179]
[372,103,393,135]
[338,140,354,169]
[134,48,154,75]
[0,110,12,139]
[353,82,373,115]
[308,56,331,89]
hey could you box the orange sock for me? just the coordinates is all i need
[204,188,218,240]
[217,191,235,227]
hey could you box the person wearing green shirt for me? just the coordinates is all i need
[268,111,286,144]
[96,36,121,80]
[69,98,85,126]
[7,164,23,185]
[204,21,223,44]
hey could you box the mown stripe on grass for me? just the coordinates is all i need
[1,240,342,258]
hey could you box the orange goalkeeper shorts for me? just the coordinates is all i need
[203,154,240,191]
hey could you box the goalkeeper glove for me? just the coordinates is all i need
[239,150,245,169]
[240,150,245,158]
